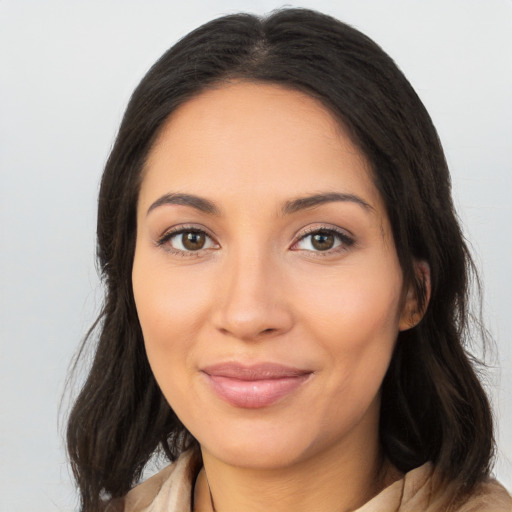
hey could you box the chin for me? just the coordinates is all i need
[206,438,309,470]
[195,415,346,471]
[193,417,301,467]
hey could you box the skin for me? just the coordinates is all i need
[132,82,422,512]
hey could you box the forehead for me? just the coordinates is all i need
[140,81,382,214]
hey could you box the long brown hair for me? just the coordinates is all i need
[67,8,494,512]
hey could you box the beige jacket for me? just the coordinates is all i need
[108,450,511,512]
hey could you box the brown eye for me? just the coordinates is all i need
[293,228,354,253]
[182,231,206,250]
[161,228,217,253]
[311,232,335,251]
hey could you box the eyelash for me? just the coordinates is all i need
[156,225,355,257]
[291,226,355,255]
[156,225,218,257]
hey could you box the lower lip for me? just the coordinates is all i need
[204,374,310,409]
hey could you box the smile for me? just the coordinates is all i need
[201,362,313,409]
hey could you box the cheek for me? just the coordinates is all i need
[131,248,215,396]
[133,251,212,336]
[294,258,402,399]
[132,258,214,432]
[297,259,403,344]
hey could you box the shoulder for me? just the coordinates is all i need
[449,478,512,512]
[105,450,199,512]
[400,463,512,512]
[359,463,511,512]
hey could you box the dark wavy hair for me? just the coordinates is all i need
[66,8,494,512]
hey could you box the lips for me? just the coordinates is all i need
[201,362,312,409]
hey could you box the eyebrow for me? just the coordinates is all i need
[146,191,374,217]
[147,193,220,216]
[282,192,374,215]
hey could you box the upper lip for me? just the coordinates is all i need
[201,362,312,380]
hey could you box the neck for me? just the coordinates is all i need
[194,419,400,512]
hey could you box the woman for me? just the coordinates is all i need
[67,8,511,512]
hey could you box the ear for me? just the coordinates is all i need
[399,260,431,331]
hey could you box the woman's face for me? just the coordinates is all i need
[132,82,414,470]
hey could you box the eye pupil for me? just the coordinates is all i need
[312,232,335,251]
[182,232,205,250]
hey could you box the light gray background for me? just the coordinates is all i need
[1,1,510,510]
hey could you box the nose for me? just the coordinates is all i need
[211,249,294,342]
